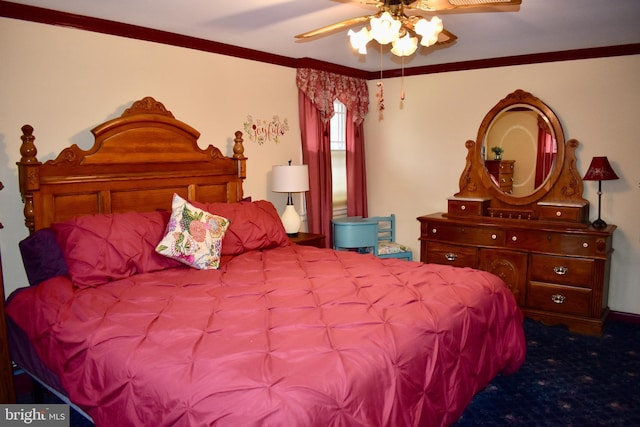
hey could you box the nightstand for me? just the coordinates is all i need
[289,232,326,248]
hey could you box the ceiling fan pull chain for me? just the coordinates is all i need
[377,44,385,119]
[401,56,406,101]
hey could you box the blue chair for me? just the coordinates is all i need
[369,214,413,261]
[332,217,378,254]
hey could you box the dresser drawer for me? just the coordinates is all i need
[538,205,588,223]
[427,223,506,246]
[425,242,477,268]
[527,281,592,317]
[529,254,594,288]
[447,198,490,217]
[507,230,610,257]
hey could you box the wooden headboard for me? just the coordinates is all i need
[17,96,247,234]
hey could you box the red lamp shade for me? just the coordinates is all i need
[582,156,619,229]
[583,156,619,181]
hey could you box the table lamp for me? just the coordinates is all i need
[582,156,619,229]
[272,162,309,236]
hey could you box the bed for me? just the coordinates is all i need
[5,97,526,427]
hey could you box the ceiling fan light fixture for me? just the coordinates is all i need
[391,33,419,56]
[415,16,444,47]
[348,27,373,54]
[369,12,401,45]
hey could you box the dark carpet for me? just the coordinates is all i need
[15,318,640,426]
[454,318,640,426]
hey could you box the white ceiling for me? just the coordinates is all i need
[6,0,640,72]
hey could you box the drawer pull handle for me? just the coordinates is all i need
[511,236,517,242]
[583,242,589,248]
[551,294,566,304]
[432,228,437,234]
[491,234,497,240]
[556,211,562,217]
[460,205,466,210]
[553,266,568,275]
[444,253,457,262]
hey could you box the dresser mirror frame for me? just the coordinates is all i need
[453,89,589,223]
[479,90,564,201]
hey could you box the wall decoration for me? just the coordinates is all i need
[243,115,289,145]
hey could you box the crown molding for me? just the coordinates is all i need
[2,1,638,80]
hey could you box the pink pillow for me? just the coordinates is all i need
[52,211,182,288]
[190,200,290,255]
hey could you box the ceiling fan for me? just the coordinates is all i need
[295,0,522,54]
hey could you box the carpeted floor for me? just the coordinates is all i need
[454,318,640,426]
[15,318,640,426]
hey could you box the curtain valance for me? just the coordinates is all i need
[296,68,369,124]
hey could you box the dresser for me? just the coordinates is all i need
[0,181,16,402]
[421,89,617,335]
[484,160,515,193]
[419,213,614,335]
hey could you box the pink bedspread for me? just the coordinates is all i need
[7,245,525,427]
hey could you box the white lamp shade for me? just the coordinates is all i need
[272,165,309,193]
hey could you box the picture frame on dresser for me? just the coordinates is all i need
[418,89,615,335]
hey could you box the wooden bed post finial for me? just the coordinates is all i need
[233,131,245,160]
[17,125,41,234]
[233,131,247,181]
[20,124,38,163]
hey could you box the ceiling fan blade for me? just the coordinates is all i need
[295,15,373,39]
[448,0,521,7]
[409,0,521,12]
[436,28,457,45]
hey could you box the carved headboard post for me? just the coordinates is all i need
[17,125,41,234]
[233,130,247,178]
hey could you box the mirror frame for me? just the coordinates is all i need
[476,89,565,206]
[453,89,589,223]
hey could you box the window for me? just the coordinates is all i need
[330,100,347,216]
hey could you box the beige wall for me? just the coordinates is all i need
[365,56,640,315]
[0,18,304,295]
[1,17,639,315]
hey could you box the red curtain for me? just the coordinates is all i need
[534,116,557,188]
[296,69,369,246]
[298,90,333,241]
[345,110,367,217]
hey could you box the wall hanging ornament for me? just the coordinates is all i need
[243,115,289,145]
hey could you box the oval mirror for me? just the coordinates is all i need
[476,90,565,205]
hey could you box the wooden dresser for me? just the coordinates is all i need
[420,89,616,335]
[484,160,515,194]
[0,181,17,402]
[419,213,614,335]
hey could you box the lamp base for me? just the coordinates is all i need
[591,218,608,229]
[280,204,301,235]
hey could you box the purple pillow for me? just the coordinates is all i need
[19,228,69,286]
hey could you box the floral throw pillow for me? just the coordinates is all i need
[156,194,230,269]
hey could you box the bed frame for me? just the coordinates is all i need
[17,96,247,234]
